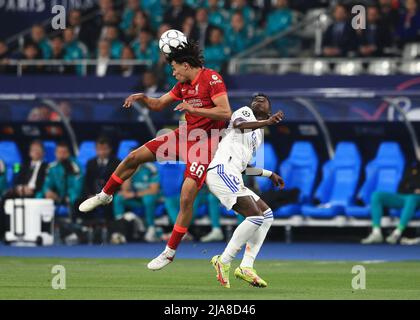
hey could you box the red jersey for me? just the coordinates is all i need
[169,68,227,132]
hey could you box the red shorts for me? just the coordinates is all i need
[144,127,220,189]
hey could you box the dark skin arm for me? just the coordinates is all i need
[233,111,284,131]
[245,167,285,189]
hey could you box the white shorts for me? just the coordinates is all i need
[206,163,260,210]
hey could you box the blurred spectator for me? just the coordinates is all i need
[20,43,44,74]
[82,137,120,221]
[3,140,48,199]
[27,24,52,59]
[27,105,51,121]
[225,11,254,56]
[0,40,14,74]
[322,4,358,57]
[68,9,96,52]
[206,0,229,29]
[50,101,73,122]
[119,45,137,77]
[182,16,196,38]
[229,0,256,27]
[204,27,229,73]
[265,0,292,36]
[156,24,178,89]
[90,39,118,76]
[63,28,88,74]
[88,0,118,52]
[357,5,392,56]
[44,35,71,75]
[125,10,153,42]
[362,160,420,245]
[36,142,82,209]
[131,29,160,65]
[379,0,400,33]
[0,159,7,197]
[198,188,224,242]
[120,0,141,33]
[134,70,164,93]
[141,0,164,30]
[191,8,212,49]
[113,162,160,242]
[0,159,7,239]
[163,0,196,30]
[396,0,420,46]
[103,25,124,59]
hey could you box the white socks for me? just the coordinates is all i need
[241,209,274,269]
[220,215,264,265]
[99,190,112,201]
[164,245,176,258]
[372,227,382,236]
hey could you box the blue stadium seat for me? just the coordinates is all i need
[155,161,185,218]
[253,142,279,192]
[117,140,139,160]
[77,141,96,171]
[221,207,236,217]
[346,142,405,218]
[156,162,185,198]
[302,142,361,218]
[390,209,420,219]
[155,203,166,218]
[0,141,22,184]
[43,141,57,163]
[274,141,319,218]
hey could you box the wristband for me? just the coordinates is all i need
[262,169,272,177]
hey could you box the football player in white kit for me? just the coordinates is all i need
[206,93,284,288]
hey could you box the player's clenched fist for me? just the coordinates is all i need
[269,172,285,189]
[123,93,146,108]
[267,111,284,125]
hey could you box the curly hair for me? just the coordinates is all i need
[166,39,204,68]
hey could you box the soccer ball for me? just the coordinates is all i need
[159,29,187,55]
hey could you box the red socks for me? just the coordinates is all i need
[167,224,188,250]
[103,173,123,195]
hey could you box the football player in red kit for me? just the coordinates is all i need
[79,40,232,270]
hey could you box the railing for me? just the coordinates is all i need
[2,59,153,76]
[228,57,420,75]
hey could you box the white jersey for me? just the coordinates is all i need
[210,106,263,174]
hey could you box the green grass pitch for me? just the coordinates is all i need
[1,257,420,300]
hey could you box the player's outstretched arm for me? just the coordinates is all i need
[233,111,284,131]
[174,94,232,120]
[245,167,285,189]
[123,92,174,112]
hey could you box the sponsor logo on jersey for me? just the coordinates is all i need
[210,74,222,86]
[186,98,203,107]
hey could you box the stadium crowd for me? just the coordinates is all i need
[1,0,420,87]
